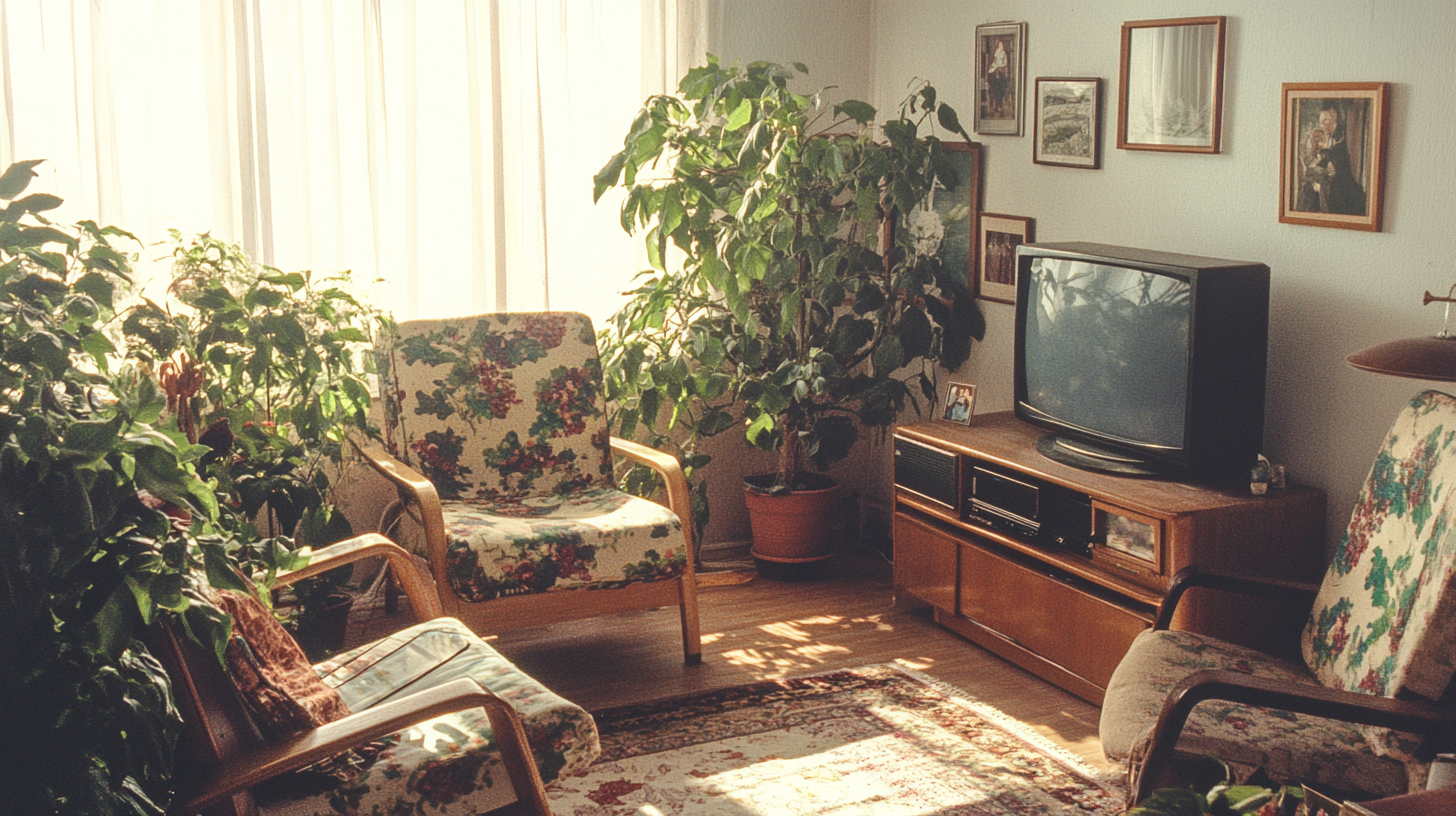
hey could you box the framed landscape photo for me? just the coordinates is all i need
[902,142,982,288]
[974,22,1027,136]
[977,214,1033,304]
[941,382,977,425]
[1279,82,1388,232]
[1034,77,1102,168]
[1118,16,1226,153]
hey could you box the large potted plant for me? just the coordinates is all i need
[595,58,984,575]
[0,161,247,813]
[124,233,383,656]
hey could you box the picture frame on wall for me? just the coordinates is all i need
[1033,77,1102,168]
[902,142,982,288]
[1117,16,1226,153]
[977,214,1033,304]
[974,22,1027,136]
[1278,82,1388,232]
[941,382,977,425]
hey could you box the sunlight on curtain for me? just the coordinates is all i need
[0,0,706,327]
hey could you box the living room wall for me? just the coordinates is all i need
[711,0,1456,553]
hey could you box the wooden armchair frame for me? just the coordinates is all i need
[1129,567,1456,804]
[150,534,554,816]
[350,433,702,664]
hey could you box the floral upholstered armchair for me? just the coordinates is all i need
[1101,390,1456,804]
[354,312,701,663]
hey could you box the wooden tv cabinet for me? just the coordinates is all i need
[892,412,1327,705]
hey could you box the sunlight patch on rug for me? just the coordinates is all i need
[547,663,1124,815]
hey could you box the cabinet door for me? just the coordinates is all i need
[958,537,1152,690]
[894,513,958,613]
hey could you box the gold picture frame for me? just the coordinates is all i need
[1278,82,1388,232]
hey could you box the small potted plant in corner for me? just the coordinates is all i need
[125,233,383,657]
[595,58,984,577]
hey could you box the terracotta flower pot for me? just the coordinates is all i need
[744,473,840,580]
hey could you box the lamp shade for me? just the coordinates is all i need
[1347,335,1456,382]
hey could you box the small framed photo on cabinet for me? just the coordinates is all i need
[1278,82,1387,232]
[1034,77,1102,168]
[941,382,977,425]
[977,213,1034,304]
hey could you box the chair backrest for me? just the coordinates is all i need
[1303,389,1456,705]
[376,312,613,502]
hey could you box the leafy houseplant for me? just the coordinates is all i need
[0,161,243,814]
[594,58,985,559]
[124,233,383,656]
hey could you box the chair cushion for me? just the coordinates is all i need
[1301,390,1456,758]
[1102,628,1409,797]
[258,617,600,815]
[442,486,689,601]
[210,588,352,737]
[376,312,613,502]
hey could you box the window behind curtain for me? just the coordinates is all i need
[0,0,705,327]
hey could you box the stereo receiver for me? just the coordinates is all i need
[967,459,1093,557]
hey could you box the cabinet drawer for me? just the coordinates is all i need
[894,513,958,613]
[958,537,1153,690]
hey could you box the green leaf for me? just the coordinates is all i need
[835,99,876,124]
[594,151,628,202]
[725,98,753,132]
[937,103,968,140]
[873,335,904,375]
[59,415,126,463]
[810,414,858,468]
[0,159,44,200]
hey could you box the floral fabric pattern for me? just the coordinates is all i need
[443,487,687,602]
[378,312,608,501]
[258,617,601,815]
[1101,629,1410,797]
[376,312,687,600]
[1300,390,1456,758]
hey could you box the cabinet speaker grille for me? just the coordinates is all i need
[893,436,958,508]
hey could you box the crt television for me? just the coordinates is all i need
[1013,242,1270,480]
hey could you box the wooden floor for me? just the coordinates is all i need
[351,545,1121,779]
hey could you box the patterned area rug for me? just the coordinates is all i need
[547,663,1126,815]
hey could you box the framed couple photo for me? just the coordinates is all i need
[941,382,978,426]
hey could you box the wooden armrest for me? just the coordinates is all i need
[611,436,696,556]
[346,431,450,575]
[179,677,548,814]
[1155,566,1321,630]
[274,533,443,621]
[349,431,436,495]
[1134,669,1455,804]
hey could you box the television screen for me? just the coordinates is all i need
[1014,242,1269,479]
[1022,257,1191,451]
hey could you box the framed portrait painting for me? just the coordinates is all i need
[1034,77,1102,168]
[902,142,982,288]
[977,214,1033,304]
[1118,16,1226,153]
[1278,82,1387,232]
[974,22,1027,136]
[941,382,977,425]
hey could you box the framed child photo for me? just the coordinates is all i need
[977,213,1034,304]
[941,382,977,425]
[1034,77,1102,168]
[974,22,1027,136]
[1278,82,1388,232]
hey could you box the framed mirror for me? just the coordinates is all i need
[1117,16,1226,153]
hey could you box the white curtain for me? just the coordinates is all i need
[0,0,708,326]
